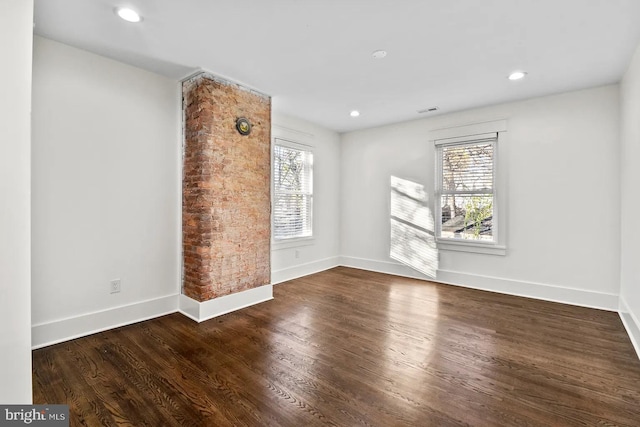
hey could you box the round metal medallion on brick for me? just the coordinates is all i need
[236,117,251,135]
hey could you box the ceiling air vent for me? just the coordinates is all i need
[417,106,439,114]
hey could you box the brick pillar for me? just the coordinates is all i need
[182,73,271,302]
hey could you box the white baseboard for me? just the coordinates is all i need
[339,256,618,311]
[339,256,432,281]
[619,297,640,360]
[178,284,273,323]
[271,256,340,285]
[436,269,619,311]
[32,284,274,348]
[31,294,179,349]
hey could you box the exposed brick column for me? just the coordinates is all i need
[182,73,271,302]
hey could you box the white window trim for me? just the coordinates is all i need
[431,120,507,256]
[272,236,315,251]
[271,132,315,250]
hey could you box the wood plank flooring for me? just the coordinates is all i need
[33,267,640,426]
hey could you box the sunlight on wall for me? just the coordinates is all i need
[390,176,438,278]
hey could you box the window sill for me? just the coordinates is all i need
[272,237,315,251]
[436,239,506,256]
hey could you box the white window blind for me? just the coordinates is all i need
[273,141,313,240]
[436,136,496,242]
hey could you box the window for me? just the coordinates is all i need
[433,120,506,255]
[437,137,495,241]
[273,139,313,241]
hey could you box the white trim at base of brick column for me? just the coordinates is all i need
[178,284,273,323]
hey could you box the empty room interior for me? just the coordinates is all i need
[4,0,640,425]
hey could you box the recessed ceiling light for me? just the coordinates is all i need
[116,7,142,23]
[350,110,360,117]
[508,71,527,81]
[372,50,387,59]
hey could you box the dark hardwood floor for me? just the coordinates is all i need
[33,267,640,426]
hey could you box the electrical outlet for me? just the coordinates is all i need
[295,250,300,259]
[110,279,121,294]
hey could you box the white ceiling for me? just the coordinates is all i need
[34,0,640,133]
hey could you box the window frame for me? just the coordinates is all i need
[271,137,314,249]
[432,120,507,256]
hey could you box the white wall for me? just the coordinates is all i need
[620,42,640,355]
[341,85,621,310]
[271,113,341,283]
[0,0,34,404]
[31,37,180,347]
